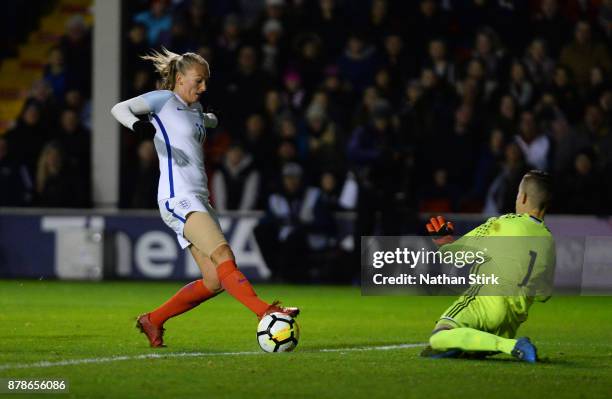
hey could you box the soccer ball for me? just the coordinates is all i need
[256,312,300,353]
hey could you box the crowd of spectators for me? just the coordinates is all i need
[121,0,612,223]
[2,0,611,224]
[1,0,609,282]
[116,0,612,281]
[1,15,92,207]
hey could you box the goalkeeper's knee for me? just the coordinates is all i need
[429,328,453,350]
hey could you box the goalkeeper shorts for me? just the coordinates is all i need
[435,289,525,338]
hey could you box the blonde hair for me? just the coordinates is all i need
[141,47,209,90]
[36,142,63,193]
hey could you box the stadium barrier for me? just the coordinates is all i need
[1,208,611,289]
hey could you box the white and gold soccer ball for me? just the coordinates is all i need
[256,312,300,353]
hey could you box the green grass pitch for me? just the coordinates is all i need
[0,280,610,398]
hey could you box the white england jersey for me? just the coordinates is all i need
[140,90,209,201]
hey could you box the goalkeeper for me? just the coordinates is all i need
[422,170,556,363]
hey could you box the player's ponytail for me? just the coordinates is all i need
[141,47,209,90]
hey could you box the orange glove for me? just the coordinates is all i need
[426,216,455,246]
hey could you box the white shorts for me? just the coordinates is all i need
[158,193,221,249]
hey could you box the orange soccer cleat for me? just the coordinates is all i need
[136,313,166,348]
[260,301,300,320]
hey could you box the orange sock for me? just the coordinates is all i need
[217,260,269,317]
[148,279,217,326]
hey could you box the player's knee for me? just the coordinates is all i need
[429,326,453,349]
[429,334,442,349]
[202,278,223,293]
[210,244,235,265]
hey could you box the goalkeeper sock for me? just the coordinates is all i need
[148,279,217,326]
[430,328,517,355]
[217,260,269,317]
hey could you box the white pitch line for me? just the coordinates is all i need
[319,343,426,352]
[0,343,427,371]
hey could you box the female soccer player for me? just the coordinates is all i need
[111,48,298,347]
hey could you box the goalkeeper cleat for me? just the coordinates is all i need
[511,337,538,363]
[136,313,166,348]
[260,300,300,320]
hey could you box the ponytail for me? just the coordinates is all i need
[141,47,209,90]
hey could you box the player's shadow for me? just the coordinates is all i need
[438,355,570,365]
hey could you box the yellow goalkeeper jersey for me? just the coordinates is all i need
[442,213,556,316]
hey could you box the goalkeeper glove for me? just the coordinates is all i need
[132,120,156,139]
[426,216,455,246]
